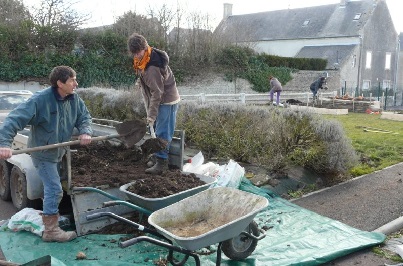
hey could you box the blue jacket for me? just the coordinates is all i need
[0,87,92,162]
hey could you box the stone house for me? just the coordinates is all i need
[214,0,399,95]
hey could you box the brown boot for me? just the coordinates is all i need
[42,214,77,242]
[145,157,168,175]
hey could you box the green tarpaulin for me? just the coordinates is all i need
[0,179,385,265]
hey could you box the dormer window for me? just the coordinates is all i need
[353,13,361,20]
[302,20,310,26]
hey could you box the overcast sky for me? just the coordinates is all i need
[22,0,403,33]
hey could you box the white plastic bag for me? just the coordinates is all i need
[183,152,221,177]
[183,151,204,171]
[214,159,245,188]
[8,208,44,236]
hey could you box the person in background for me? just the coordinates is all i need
[127,33,180,175]
[269,75,283,106]
[310,76,327,99]
[0,66,93,242]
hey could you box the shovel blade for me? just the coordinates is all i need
[114,119,147,147]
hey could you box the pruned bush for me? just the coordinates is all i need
[176,102,358,181]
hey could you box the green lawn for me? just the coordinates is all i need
[325,113,403,176]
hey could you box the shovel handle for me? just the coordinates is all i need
[12,134,120,155]
[149,123,156,138]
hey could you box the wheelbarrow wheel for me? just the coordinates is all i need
[221,220,259,260]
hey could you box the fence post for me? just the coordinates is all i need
[385,87,388,110]
[200,93,205,104]
[378,82,381,101]
[352,91,355,112]
[306,93,309,106]
[240,93,246,104]
[381,92,385,110]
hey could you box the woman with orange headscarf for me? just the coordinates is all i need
[128,33,180,174]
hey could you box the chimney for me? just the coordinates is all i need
[340,0,349,6]
[223,3,233,19]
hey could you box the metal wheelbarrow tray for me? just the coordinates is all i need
[120,173,216,212]
[148,186,269,251]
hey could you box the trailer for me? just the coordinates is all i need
[0,119,185,235]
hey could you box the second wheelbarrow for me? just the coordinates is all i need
[88,187,269,265]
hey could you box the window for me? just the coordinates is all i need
[383,80,391,90]
[362,80,371,90]
[385,53,391,70]
[366,51,372,69]
[353,13,361,20]
[352,55,356,68]
[302,20,310,26]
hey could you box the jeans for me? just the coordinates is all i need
[31,157,63,215]
[154,103,179,160]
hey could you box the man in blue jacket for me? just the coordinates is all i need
[0,66,93,242]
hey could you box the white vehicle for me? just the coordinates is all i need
[0,90,33,123]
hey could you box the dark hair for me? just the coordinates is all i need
[127,33,148,54]
[49,66,76,87]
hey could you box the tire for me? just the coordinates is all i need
[0,160,11,201]
[221,220,260,261]
[10,166,40,210]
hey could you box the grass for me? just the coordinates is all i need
[372,229,403,262]
[324,113,403,176]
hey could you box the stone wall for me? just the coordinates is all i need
[0,81,45,92]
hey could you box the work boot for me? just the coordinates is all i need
[42,214,77,242]
[145,157,168,175]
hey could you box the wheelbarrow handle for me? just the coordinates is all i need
[103,200,152,216]
[11,134,120,155]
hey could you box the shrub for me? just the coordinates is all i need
[176,102,358,181]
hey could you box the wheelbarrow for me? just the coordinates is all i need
[86,187,269,265]
[71,173,216,235]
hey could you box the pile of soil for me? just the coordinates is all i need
[70,141,204,198]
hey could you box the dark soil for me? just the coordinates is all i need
[70,141,204,197]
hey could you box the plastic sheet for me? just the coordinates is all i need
[0,178,385,265]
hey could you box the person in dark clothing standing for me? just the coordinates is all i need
[310,77,327,98]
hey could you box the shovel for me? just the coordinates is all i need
[11,119,147,155]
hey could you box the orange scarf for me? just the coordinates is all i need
[133,46,152,74]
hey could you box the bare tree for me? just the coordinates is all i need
[31,0,89,30]
[171,1,185,57]
[0,0,29,26]
[146,3,175,47]
[113,11,165,49]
